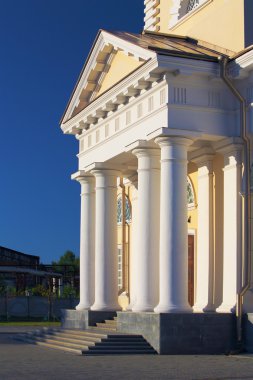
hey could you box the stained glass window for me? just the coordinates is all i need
[118,247,123,290]
[187,0,200,12]
[117,196,132,224]
[187,177,195,207]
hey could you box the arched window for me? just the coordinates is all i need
[187,177,195,208]
[117,195,132,224]
[187,0,200,12]
[170,0,208,26]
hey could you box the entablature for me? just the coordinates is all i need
[61,54,222,136]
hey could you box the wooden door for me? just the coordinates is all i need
[188,235,194,307]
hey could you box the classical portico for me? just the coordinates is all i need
[70,132,245,316]
[60,16,253,352]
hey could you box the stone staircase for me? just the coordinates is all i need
[15,318,157,355]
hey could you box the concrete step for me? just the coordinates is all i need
[26,338,82,354]
[84,349,156,355]
[94,323,117,331]
[104,320,117,324]
[90,344,153,350]
[104,335,145,340]
[15,326,157,356]
[49,331,102,343]
[43,333,97,345]
[35,336,90,350]
[97,341,151,346]
[62,329,107,339]
[38,342,82,354]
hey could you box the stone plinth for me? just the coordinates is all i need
[243,314,253,353]
[117,312,237,354]
[61,309,117,329]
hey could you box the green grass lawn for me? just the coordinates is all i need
[0,321,61,327]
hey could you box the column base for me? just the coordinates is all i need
[132,304,155,312]
[154,303,192,313]
[75,303,91,311]
[126,297,137,311]
[91,304,121,312]
[216,303,236,313]
[193,303,216,313]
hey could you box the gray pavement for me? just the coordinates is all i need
[1,326,253,380]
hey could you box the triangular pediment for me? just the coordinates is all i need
[61,30,155,124]
[94,50,143,100]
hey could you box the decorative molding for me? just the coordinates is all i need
[78,81,167,154]
[61,57,160,135]
[62,30,156,124]
[144,0,160,32]
[172,87,187,104]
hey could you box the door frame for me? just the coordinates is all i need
[188,229,196,307]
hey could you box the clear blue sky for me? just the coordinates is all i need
[0,0,143,263]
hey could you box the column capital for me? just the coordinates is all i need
[71,170,94,183]
[132,147,160,159]
[155,136,193,148]
[90,168,121,177]
[91,168,120,191]
[125,139,155,153]
[85,161,123,176]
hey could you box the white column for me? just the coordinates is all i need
[73,173,95,311]
[193,154,215,312]
[217,145,242,313]
[127,181,138,310]
[154,136,192,313]
[91,169,121,311]
[132,147,160,312]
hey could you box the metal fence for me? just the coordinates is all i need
[0,295,79,321]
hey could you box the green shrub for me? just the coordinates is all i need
[31,284,49,297]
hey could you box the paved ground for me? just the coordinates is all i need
[1,326,253,380]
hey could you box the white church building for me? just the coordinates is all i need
[60,0,253,354]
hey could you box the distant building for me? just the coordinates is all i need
[0,246,40,267]
[0,246,40,291]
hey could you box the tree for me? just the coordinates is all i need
[51,251,79,298]
[52,250,79,273]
